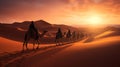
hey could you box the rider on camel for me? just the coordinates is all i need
[28,21,39,39]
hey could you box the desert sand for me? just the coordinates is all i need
[0,37,22,53]
[0,35,120,67]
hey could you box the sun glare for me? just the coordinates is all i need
[66,12,107,27]
[86,15,102,25]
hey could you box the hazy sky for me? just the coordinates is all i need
[0,0,120,25]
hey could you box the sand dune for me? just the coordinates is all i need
[31,36,120,67]
[94,30,115,39]
[1,36,119,67]
[0,37,22,53]
[0,36,56,67]
[0,37,54,54]
[84,29,120,43]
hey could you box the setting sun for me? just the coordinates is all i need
[87,15,102,25]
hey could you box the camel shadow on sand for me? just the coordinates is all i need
[0,43,72,67]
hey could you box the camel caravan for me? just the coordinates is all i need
[23,21,84,50]
[55,28,84,45]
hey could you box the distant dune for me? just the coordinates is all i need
[84,26,120,43]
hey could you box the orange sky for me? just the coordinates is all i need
[0,0,120,25]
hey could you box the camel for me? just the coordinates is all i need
[55,33,67,45]
[23,30,48,50]
[66,29,72,42]
[71,31,77,41]
[55,28,66,45]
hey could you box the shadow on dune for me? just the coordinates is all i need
[0,43,72,67]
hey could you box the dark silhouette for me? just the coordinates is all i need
[63,32,67,38]
[23,21,48,50]
[33,30,48,49]
[72,31,77,41]
[28,21,38,39]
[79,32,84,39]
[66,29,72,42]
[76,32,80,40]
[55,28,63,45]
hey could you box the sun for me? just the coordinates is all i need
[87,15,102,25]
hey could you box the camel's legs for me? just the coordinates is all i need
[23,41,26,50]
[58,39,61,45]
[25,42,28,50]
[60,38,64,45]
[33,41,35,50]
[23,40,28,50]
[36,40,40,49]
[25,39,29,50]
[55,39,58,46]
[67,38,71,43]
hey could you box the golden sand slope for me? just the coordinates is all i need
[0,37,23,53]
